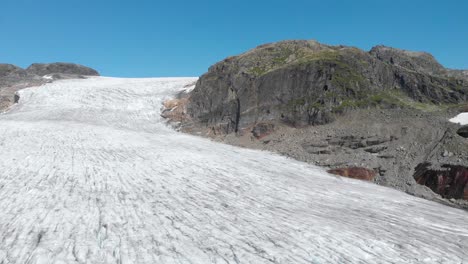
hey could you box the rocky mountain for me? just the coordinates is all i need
[0,64,27,78]
[26,62,99,77]
[162,40,468,209]
[0,62,99,110]
[187,40,467,134]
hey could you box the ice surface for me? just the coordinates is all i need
[0,77,467,263]
[450,112,468,125]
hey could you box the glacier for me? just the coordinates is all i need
[0,77,467,263]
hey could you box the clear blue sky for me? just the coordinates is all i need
[2,0,467,77]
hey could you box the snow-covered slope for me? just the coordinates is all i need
[0,77,467,263]
[450,112,468,125]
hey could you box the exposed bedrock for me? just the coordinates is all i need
[414,163,468,200]
[187,40,468,134]
[26,63,99,77]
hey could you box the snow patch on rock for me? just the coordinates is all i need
[450,112,468,125]
[42,74,53,80]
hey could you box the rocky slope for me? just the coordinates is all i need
[0,62,99,110]
[162,40,468,209]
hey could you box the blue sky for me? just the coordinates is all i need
[1,0,467,77]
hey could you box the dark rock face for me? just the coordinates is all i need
[369,46,446,76]
[187,40,468,134]
[26,63,99,76]
[328,167,376,181]
[13,94,20,103]
[414,163,468,200]
[457,126,468,138]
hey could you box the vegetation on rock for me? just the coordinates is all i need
[188,40,468,134]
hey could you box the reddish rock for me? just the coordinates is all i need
[327,167,376,181]
[414,163,468,200]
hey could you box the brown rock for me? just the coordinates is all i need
[161,98,189,122]
[327,167,376,181]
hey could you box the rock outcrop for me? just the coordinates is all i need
[0,64,33,87]
[369,45,447,76]
[26,63,99,77]
[160,98,189,122]
[414,163,468,200]
[187,40,468,134]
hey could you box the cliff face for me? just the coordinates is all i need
[187,40,467,134]
[369,45,447,76]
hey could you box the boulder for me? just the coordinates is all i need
[160,98,190,122]
[187,40,468,134]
